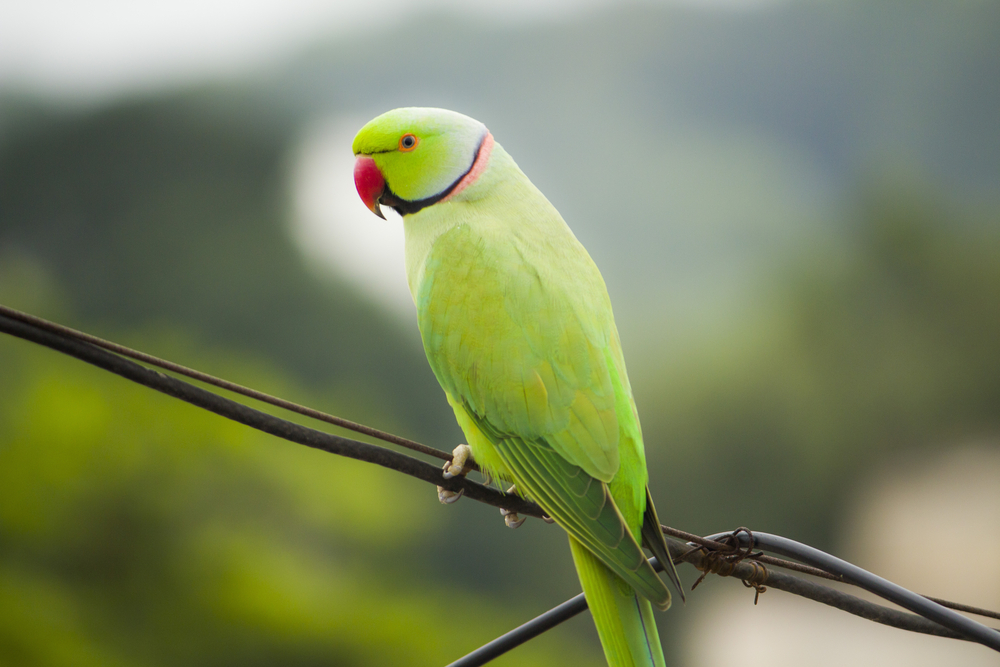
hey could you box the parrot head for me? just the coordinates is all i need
[352,107,491,218]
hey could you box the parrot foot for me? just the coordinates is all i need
[500,485,527,528]
[442,444,473,479]
[438,445,473,504]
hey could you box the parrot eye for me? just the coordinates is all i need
[399,133,418,151]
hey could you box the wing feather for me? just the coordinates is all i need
[419,222,621,481]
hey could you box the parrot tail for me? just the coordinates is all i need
[569,536,666,667]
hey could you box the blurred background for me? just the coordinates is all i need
[1,0,999,665]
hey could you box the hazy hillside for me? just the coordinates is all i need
[0,97,450,441]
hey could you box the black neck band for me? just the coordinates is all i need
[381,132,487,217]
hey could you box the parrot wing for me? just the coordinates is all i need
[462,405,671,609]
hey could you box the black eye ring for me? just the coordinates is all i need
[399,133,418,151]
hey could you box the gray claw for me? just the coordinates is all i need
[437,486,464,504]
[500,507,527,529]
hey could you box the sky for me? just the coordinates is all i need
[290,114,416,315]
[0,0,773,100]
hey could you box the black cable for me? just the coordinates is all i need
[444,558,670,667]
[445,593,588,667]
[0,312,542,519]
[0,303,455,463]
[446,537,1000,665]
[704,531,1000,652]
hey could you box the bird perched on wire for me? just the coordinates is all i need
[352,107,682,667]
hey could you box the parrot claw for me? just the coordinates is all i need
[499,485,528,527]
[541,515,555,524]
[437,486,464,504]
[500,507,527,529]
[442,444,473,479]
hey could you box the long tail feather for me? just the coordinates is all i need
[641,488,684,602]
[570,536,666,667]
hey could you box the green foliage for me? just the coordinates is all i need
[0,336,601,667]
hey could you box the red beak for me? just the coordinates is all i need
[354,155,386,219]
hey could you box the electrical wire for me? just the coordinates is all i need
[704,531,1000,652]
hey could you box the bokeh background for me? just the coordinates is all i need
[1,1,999,665]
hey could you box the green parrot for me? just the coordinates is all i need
[352,107,682,667]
